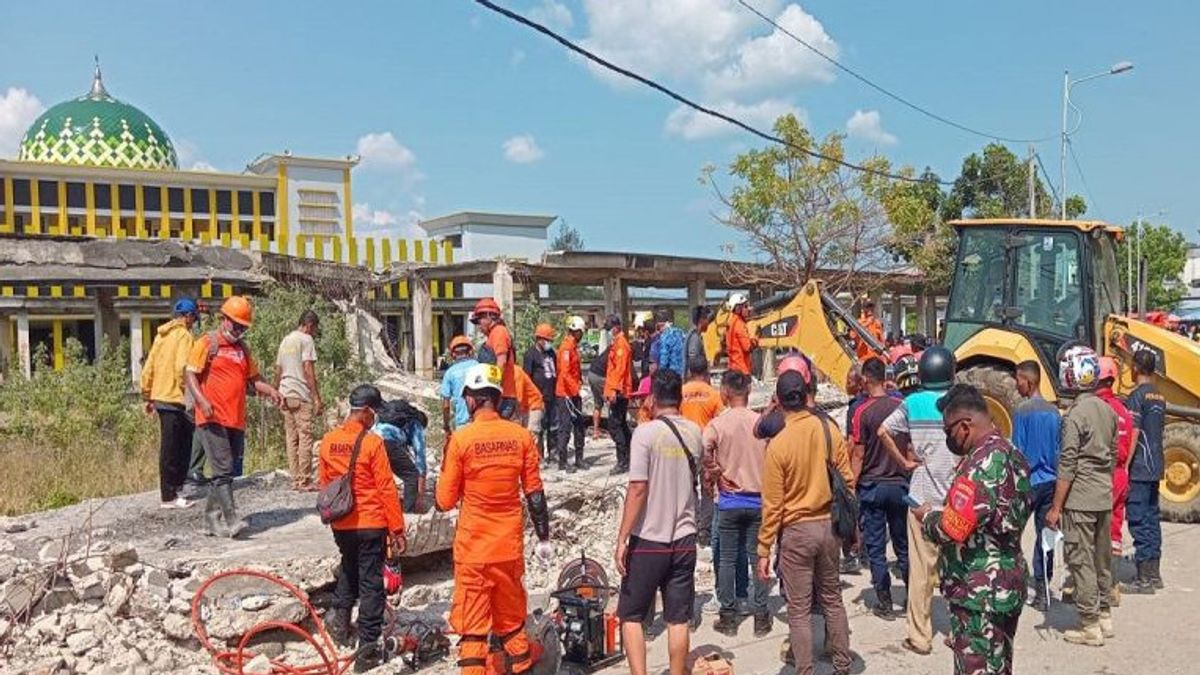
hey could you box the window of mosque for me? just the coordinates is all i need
[66,182,86,209]
[94,183,112,210]
[12,179,30,206]
[191,188,209,213]
[193,217,211,236]
[260,191,275,217]
[38,181,57,208]
[118,185,136,211]
[215,190,232,215]
[142,186,161,212]
[237,190,253,215]
[168,187,184,213]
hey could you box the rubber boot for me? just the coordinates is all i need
[353,640,384,673]
[573,444,585,472]
[214,482,247,539]
[325,607,353,647]
[1148,558,1164,589]
[1063,621,1105,647]
[1099,610,1115,639]
[204,489,222,536]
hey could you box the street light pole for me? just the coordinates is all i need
[1059,61,1134,220]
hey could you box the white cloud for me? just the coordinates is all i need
[356,131,417,171]
[502,134,546,163]
[845,109,897,145]
[665,99,805,139]
[0,87,45,157]
[530,0,574,31]
[511,49,527,67]
[577,2,838,141]
[175,139,220,172]
[189,161,218,172]
[352,202,423,238]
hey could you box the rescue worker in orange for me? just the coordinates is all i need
[319,384,406,673]
[604,314,634,474]
[857,298,885,362]
[555,316,588,472]
[436,364,554,675]
[725,293,757,376]
[471,298,518,419]
[185,296,283,538]
[513,366,545,436]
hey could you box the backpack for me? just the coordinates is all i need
[317,428,368,525]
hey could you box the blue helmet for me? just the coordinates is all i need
[173,298,199,316]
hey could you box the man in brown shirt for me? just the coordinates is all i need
[758,363,855,675]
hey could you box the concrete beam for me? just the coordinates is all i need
[492,260,515,326]
[129,311,143,384]
[687,279,707,316]
[16,312,30,378]
[411,275,433,379]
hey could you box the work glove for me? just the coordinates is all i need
[535,540,555,564]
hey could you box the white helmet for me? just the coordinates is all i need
[726,293,749,311]
[634,311,654,329]
[567,316,586,332]
[461,363,503,396]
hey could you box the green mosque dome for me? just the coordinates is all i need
[18,64,178,170]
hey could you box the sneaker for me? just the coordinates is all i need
[1028,587,1048,611]
[840,554,862,575]
[1099,611,1115,639]
[609,464,628,476]
[702,596,722,615]
[872,590,895,620]
[712,611,739,637]
[753,612,772,637]
[160,497,194,510]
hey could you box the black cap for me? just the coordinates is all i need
[349,384,383,411]
[776,370,810,405]
[604,313,622,329]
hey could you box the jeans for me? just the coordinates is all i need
[332,528,387,643]
[1126,480,1163,562]
[156,406,194,502]
[1030,481,1056,583]
[857,481,909,595]
[608,395,631,468]
[717,508,765,613]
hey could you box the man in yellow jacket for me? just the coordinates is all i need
[140,298,199,509]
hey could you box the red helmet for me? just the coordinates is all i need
[777,352,813,387]
[470,298,502,324]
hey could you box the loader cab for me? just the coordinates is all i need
[943,219,1122,389]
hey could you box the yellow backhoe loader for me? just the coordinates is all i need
[703,218,1200,522]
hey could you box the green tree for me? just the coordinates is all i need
[1118,221,1188,311]
[882,168,957,290]
[550,218,585,252]
[706,114,898,293]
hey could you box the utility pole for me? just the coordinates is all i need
[1128,211,1137,316]
[1028,145,1037,218]
[1060,70,1070,220]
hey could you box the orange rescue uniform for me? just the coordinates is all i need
[856,313,884,361]
[514,367,544,414]
[555,335,582,398]
[681,379,723,429]
[436,409,544,674]
[604,333,633,399]
[485,324,517,399]
[318,420,405,534]
[725,313,756,375]
[187,333,259,430]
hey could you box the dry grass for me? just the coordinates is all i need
[0,438,160,516]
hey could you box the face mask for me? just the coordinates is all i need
[944,420,970,456]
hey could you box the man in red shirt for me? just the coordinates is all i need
[555,316,587,472]
[185,296,283,538]
[1097,357,1134,560]
[604,314,634,474]
[471,297,518,419]
[318,384,406,672]
[724,294,756,375]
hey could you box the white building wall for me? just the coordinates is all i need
[286,165,346,241]
[1183,245,1200,299]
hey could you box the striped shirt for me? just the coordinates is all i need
[882,389,960,505]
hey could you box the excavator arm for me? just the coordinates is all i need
[703,280,888,391]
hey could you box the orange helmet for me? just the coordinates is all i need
[534,323,556,340]
[1098,356,1119,383]
[220,296,253,327]
[449,335,473,354]
[470,297,502,324]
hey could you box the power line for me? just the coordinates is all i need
[1034,151,1061,207]
[736,0,1057,144]
[1067,139,1101,217]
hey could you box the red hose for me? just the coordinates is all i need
[190,568,355,675]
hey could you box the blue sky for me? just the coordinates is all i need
[1,1,1195,257]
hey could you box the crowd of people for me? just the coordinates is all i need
[137,292,1170,674]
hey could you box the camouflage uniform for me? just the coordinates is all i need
[922,434,1032,675]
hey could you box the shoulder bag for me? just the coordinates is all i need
[815,411,859,540]
[317,428,369,525]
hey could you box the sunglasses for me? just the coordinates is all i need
[942,417,970,435]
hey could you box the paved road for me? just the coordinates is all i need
[596,520,1199,675]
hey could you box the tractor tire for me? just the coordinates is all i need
[957,366,1022,438]
[1161,422,1200,523]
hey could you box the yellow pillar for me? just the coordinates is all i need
[26,286,38,298]
[159,185,170,238]
[332,237,343,263]
[160,284,171,298]
[52,320,64,371]
[414,239,425,263]
[295,234,307,258]
[348,236,359,266]
[2,176,14,233]
[381,239,391,270]
[443,239,455,298]
[365,238,376,270]
[111,184,122,238]
[28,179,40,235]
[72,286,86,298]
[56,180,68,235]
[142,317,152,357]
[231,190,242,247]
[397,240,409,299]
[183,188,193,240]
[134,183,145,238]
[118,286,129,298]
[252,191,266,251]
[50,285,63,298]
[276,165,289,255]
[201,281,214,299]
[221,283,233,298]
[209,188,219,244]
[84,181,96,236]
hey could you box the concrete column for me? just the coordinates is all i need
[602,278,629,324]
[492,260,515,326]
[915,294,929,335]
[411,274,433,379]
[95,289,121,358]
[923,294,938,338]
[16,312,30,378]
[687,279,707,314]
[0,315,12,375]
[889,293,903,338]
[762,347,776,383]
[129,311,143,385]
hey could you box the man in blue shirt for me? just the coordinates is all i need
[649,308,686,377]
[1122,350,1168,594]
[1011,360,1061,610]
[440,336,479,435]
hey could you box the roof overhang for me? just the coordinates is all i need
[949,218,1123,235]
[418,211,557,235]
[246,153,360,175]
[0,159,276,189]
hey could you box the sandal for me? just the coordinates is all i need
[901,638,931,656]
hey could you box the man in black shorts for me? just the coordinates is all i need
[613,370,700,675]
